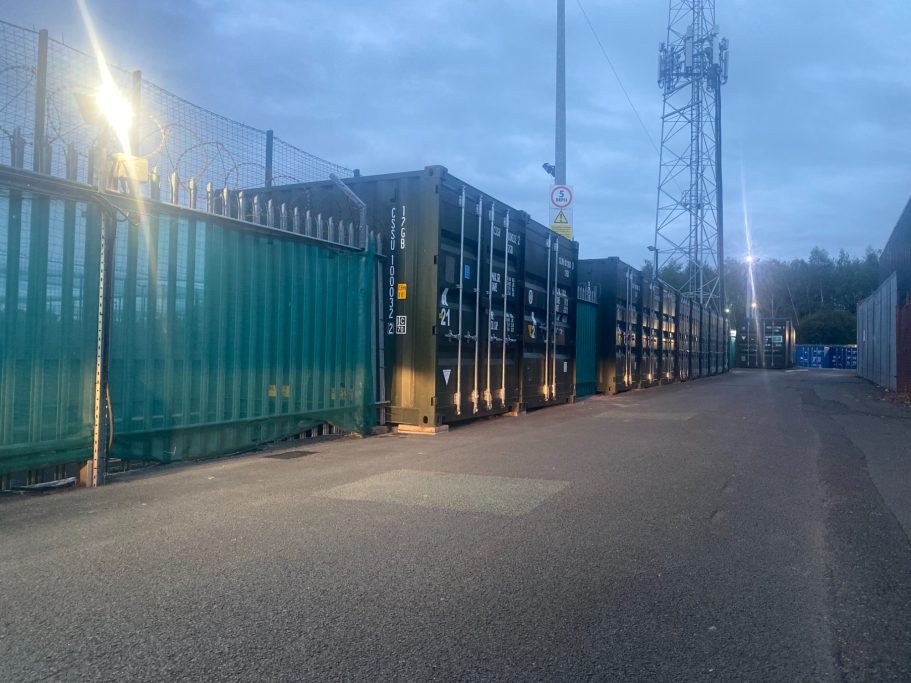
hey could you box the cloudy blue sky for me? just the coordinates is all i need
[7,1,911,266]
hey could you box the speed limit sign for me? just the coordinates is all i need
[550,185,573,210]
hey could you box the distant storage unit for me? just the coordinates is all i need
[738,318,795,369]
[262,166,577,430]
[796,345,858,369]
[578,257,726,393]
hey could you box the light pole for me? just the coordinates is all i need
[647,245,658,279]
[555,0,566,186]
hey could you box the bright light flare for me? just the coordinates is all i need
[77,0,132,157]
[94,80,132,144]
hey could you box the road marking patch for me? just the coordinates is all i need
[317,469,570,516]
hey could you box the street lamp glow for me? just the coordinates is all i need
[744,254,755,264]
[751,302,758,309]
[95,81,132,150]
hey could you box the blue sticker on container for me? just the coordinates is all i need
[464,265,471,280]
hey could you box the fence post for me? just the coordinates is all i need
[90,208,116,487]
[265,129,274,189]
[33,29,50,173]
[131,70,141,153]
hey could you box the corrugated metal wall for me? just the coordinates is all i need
[897,302,911,394]
[857,273,897,391]
[1,190,100,475]
[1,185,377,476]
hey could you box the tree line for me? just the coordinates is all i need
[642,247,881,344]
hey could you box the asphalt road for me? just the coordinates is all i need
[2,370,910,681]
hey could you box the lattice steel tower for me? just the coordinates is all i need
[654,0,729,312]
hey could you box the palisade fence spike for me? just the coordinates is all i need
[267,199,275,228]
[306,210,312,237]
[150,168,161,201]
[206,182,214,213]
[188,177,197,210]
[169,171,180,205]
[328,217,335,243]
[317,214,323,240]
[221,186,230,217]
[348,222,354,246]
[237,191,245,221]
[280,202,288,231]
[293,206,301,233]
[253,195,260,224]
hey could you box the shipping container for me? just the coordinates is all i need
[795,345,858,370]
[262,166,578,428]
[659,284,677,383]
[262,167,520,428]
[520,218,578,409]
[738,318,795,369]
[577,257,642,393]
[575,286,598,398]
[676,296,691,381]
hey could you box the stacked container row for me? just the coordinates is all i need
[796,345,858,369]
[577,258,727,394]
[263,166,577,430]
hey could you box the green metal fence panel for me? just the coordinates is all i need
[0,189,100,475]
[108,207,376,463]
[575,300,597,398]
[1,181,377,476]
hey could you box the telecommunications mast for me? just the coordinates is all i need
[653,0,729,312]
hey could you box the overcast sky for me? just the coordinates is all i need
[7,1,911,266]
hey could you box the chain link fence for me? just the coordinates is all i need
[1,19,351,207]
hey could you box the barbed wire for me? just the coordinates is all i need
[0,19,351,207]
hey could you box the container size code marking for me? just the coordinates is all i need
[396,315,407,335]
[387,205,407,335]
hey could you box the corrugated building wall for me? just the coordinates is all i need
[897,302,911,394]
[880,197,911,301]
[857,273,897,391]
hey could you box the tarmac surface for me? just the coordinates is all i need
[2,370,911,681]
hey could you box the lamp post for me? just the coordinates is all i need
[647,245,658,278]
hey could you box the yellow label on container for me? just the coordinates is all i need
[267,385,277,397]
[282,385,290,398]
[397,283,407,300]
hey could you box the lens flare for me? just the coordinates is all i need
[77,0,132,157]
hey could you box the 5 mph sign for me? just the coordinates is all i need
[550,185,573,210]
[549,184,573,239]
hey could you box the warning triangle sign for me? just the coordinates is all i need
[443,369,451,385]
[553,210,569,224]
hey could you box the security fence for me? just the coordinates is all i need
[1,20,350,201]
[1,172,379,484]
[0,20,381,487]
